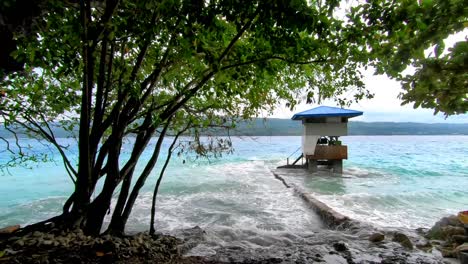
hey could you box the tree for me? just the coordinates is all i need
[400,41,467,115]
[0,0,47,77]
[0,0,466,236]
[347,0,467,115]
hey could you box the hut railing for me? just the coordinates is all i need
[287,146,303,165]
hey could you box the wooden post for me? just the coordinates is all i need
[332,160,343,173]
[308,159,318,172]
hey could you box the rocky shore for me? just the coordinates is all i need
[1,214,467,264]
[0,228,181,263]
[425,214,468,262]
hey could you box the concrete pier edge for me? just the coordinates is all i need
[271,170,351,229]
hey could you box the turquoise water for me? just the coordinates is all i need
[1,136,467,233]
[300,136,468,228]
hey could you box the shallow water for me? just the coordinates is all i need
[122,160,324,236]
[1,136,467,252]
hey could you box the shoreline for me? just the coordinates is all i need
[1,160,466,263]
[0,199,463,263]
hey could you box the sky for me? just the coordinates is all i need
[271,74,468,123]
[269,32,468,123]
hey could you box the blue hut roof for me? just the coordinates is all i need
[292,106,363,120]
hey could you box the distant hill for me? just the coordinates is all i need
[1,119,467,138]
[348,121,468,135]
[226,119,468,136]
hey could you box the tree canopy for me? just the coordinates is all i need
[0,0,466,235]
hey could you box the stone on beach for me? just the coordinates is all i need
[425,214,468,262]
[332,241,348,252]
[452,235,468,244]
[368,233,385,243]
[455,243,468,254]
[427,215,464,240]
[392,232,414,250]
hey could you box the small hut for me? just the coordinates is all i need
[291,106,363,173]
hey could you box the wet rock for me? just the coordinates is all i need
[7,236,19,242]
[94,240,115,253]
[452,235,468,244]
[442,215,464,227]
[75,228,84,235]
[427,215,464,239]
[44,233,55,240]
[65,232,76,239]
[322,254,348,263]
[441,226,466,238]
[136,235,144,245]
[459,251,468,264]
[14,239,24,247]
[455,243,468,254]
[42,239,53,246]
[415,227,428,235]
[439,247,455,258]
[369,233,385,243]
[415,240,433,252]
[393,232,414,250]
[332,241,348,252]
[25,238,37,246]
[37,237,45,245]
[3,248,20,255]
[440,240,457,250]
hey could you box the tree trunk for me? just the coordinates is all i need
[73,0,94,229]
[83,121,124,235]
[109,115,155,231]
[84,181,117,235]
[107,118,172,234]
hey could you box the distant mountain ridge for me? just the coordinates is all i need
[227,118,468,136]
[1,119,467,138]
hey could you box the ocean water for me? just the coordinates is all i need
[1,135,467,238]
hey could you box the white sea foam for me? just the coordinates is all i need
[118,161,324,235]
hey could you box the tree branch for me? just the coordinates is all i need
[217,8,260,64]
[150,121,191,234]
[118,116,172,227]
[221,56,329,71]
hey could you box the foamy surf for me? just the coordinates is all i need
[0,136,466,263]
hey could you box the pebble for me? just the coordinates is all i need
[42,240,53,246]
[14,239,24,247]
